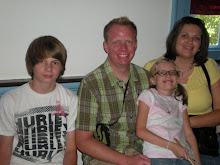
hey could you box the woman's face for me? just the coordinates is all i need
[175,24,202,60]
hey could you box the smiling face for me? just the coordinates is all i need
[150,61,179,96]
[175,24,202,60]
[103,24,137,69]
[32,57,61,87]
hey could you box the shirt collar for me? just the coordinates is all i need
[103,58,139,86]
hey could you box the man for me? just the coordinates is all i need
[76,17,151,165]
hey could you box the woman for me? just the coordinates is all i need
[144,16,220,165]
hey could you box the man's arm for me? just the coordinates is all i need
[0,135,14,165]
[76,130,151,165]
[63,131,77,165]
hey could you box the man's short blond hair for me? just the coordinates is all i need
[103,16,137,42]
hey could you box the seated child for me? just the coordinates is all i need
[0,36,78,165]
[136,58,201,165]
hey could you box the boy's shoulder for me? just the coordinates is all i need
[0,83,29,105]
[2,83,28,97]
[56,83,78,98]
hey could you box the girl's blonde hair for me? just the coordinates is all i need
[150,58,188,105]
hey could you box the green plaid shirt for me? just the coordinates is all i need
[76,59,150,163]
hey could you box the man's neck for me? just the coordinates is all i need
[111,64,130,83]
[29,81,56,94]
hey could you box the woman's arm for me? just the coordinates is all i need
[0,135,14,165]
[183,110,201,165]
[63,131,77,165]
[136,101,187,158]
[190,79,220,128]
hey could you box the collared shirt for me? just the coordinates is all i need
[76,59,150,163]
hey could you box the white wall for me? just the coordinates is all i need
[0,0,172,80]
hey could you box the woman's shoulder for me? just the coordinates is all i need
[205,58,219,68]
[144,56,164,71]
[194,58,219,73]
[203,58,220,76]
[205,58,220,83]
[191,58,220,86]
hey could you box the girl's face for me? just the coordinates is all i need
[150,61,179,96]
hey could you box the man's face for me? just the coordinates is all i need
[104,24,137,69]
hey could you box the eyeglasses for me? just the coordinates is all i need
[154,70,179,76]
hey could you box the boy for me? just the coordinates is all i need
[0,36,78,165]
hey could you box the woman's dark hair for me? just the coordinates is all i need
[164,16,209,66]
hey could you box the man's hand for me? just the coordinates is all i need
[120,154,151,165]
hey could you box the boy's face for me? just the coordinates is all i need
[32,57,61,87]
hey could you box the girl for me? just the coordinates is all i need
[136,58,201,165]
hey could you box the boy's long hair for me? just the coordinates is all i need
[150,58,188,105]
[26,36,67,79]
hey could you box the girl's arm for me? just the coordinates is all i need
[0,135,13,165]
[63,130,77,165]
[183,110,201,165]
[136,101,187,158]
